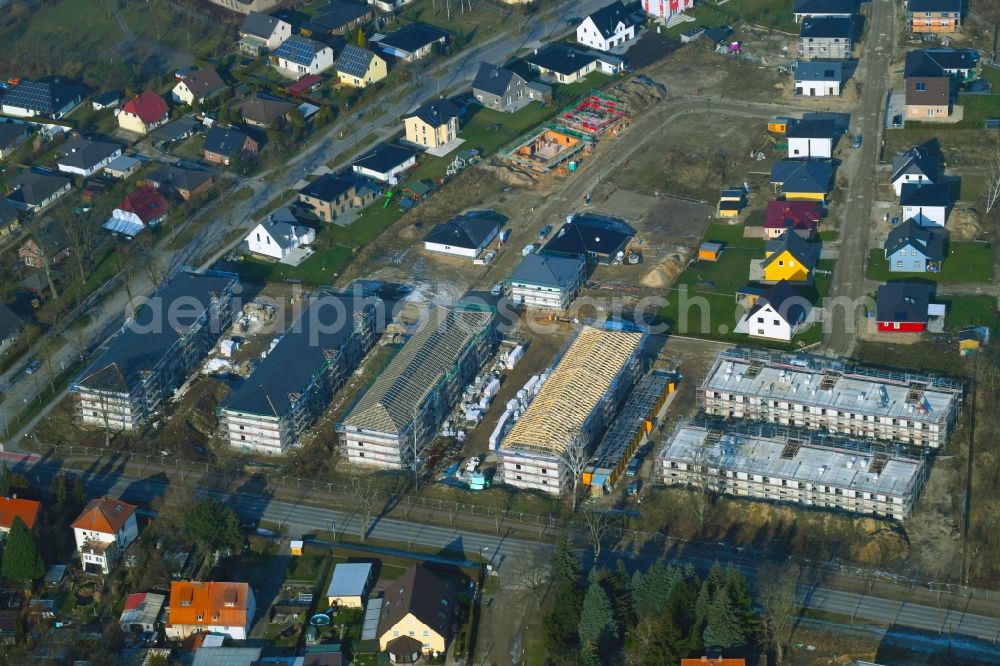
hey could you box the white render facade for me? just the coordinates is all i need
[788,136,833,159]
[576,16,635,52]
[509,281,573,309]
[74,515,139,574]
[246,221,316,260]
[795,77,841,96]
[736,302,798,342]
[902,203,947,227]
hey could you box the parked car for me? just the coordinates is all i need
[627,479,642,496]
[539,225,553,239]
[522,243,539,256]
[490,283,504,296]
[25,360,40,375]
[851,134,862,148]
[891,114,903,128]
[626,457,641,476]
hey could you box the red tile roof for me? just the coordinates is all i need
[763,200,820,231]
[287,74,324,94]
[120,185,168,224]
[122,91,169,124]
[0,497,41,530]
[167,581,251,629]
[71,497,137,534]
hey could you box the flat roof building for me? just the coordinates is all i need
[339,306,497,470]
[498,323,645,495]
[326,562,375,608]
[72,270,240,431]
[657,421,927,520]
[699,347,962,448]
[220,292,381,455]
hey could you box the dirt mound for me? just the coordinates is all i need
[480,161,538,188]
[640,246,691,288]
[949,207,982,239]
[849,517,909,565]
[612,76,667,111]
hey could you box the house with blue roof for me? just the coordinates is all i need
[508,253,585,310]
[273,35,336,78]
[793,59,844,96]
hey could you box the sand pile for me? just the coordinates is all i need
[640,246,691,288]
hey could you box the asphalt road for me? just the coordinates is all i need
[824,0,896,354]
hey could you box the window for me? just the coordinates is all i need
[915,82,926,91]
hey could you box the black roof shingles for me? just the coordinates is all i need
[471,63,519,97]
[377,22,447,55]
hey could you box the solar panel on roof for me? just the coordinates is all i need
[338,46,372,77]
[6,82,53,113]
[277,37,317,66]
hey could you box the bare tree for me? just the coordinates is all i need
[580,505,615,561]
[985,138,1000,218]
[506,548,553,607]
[758,563,801,664]
[28,223,61,300]
[690,446,717,536]
[351,475,382,541]
[63,212,97,287]
[559,431,590,512]
[115,252,137,319]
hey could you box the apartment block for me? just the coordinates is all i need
[72,270,240,431]
[657,422,927,520]
[699,348,962,448]
[338,307,497,469]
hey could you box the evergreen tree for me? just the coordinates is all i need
[2,517,44,584]
[724,564,755,640]
[603,560,634,630]
[703,593,745,650]
[53,474,68,507]
[0,464,10,496]
[73,478,86,508]
[355,27,367,48]
[544,538,583,655]
[186,497,242,554]
[578,580,618,657]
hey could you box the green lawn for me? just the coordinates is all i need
[664,0,799,37]
[286,550,328,583]
[942,295,997,332]
[11,0,124,59]
[867,242,993,283]
[982,66,1000,90]
[906,95,1000,130]
[120,2,228,60]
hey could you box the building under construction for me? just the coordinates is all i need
[554,91,628,137]
[583,370,676,495]
[338,306,497,470]
[657,420,928,521]
[72,269,240,431]
[700,347,963,449]
[497,322,646,495]
[218,292,380,455]
[500,124,592,174]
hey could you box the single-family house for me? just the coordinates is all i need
[471,63,549,112]
[203,126,259,166]
[20,221,70,268]
[0,496,40,534]
[147,164,214,201]
[577,2,638,52]
[308,1,373,36]
[642,0,694,22]
[352,144,416,185]
[105,155,141,180]
[906,0,962,34]
[526,44,599,84]
[91,91,122,111]
[104,186,169,237]
[905,76,950,120]
[508,253,585,310]
[149,117,201,148]
[236,92,294,127]
[336,45,388,88]
[761,231,818,283]
[735,280,812,342]
[72,498,139,575]
[118,91,169,135]
[373,22,448,62]
[904,49,979,82]
[273,36,336,78]
[55,137,123,178]
[239,12,292,55]
[403,99,460,150]
[0,123,30,159]
[5,171,72,213]
[165,581,256,640]
[793,0,857,23]
[798,16,854,59]
[900,182,949,226]
[785,118,838,158]
[171,67,227,106]
[0,77,84,119]
[542,213,635,265]
[119,592,166,634]
[876,282,934,333]
[884,218,946,273]
[246,207,316,260]
[793,60,843,96]
[423,210,503,259]
[326,562,374,608]
[770,159,834,201]
[377,564,456,660]
[890,146,942,196]
[763,200,820,239]
[298,172,359,222]
[0,304,24,354]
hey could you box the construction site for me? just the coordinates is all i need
[555,91,629,137]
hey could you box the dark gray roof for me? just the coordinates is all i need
[510,253,583,289]
[6,171,71,207]
[800,15,853,38]
[793,59,843,81]
[299,172,355,202]
[762,230,819,271]
[876,282,931,323]
[0,303,22,342]
[204,126,250,157]
[274,36,328,66]
[377,22,447,54]
[424,210,504,250]
[471,63,520,97]
[75,271,238,393]
[0,200,16,227]
[747,280,811,325]
[585,1,635,39]
[527,44,598,76]
[900,182,949,207]
[179,67,227,99]
[237,93,293,125]
[405,98,460,127]
[149,117,201,143]
[56,137,121,170]
[884,218,946,260]
[542,213,635,259]
[904,49,979,77]
[794,0,857,14]
[770,159,834,193]
[0,123,28,151]
[336,44,378,78]
[785,118,838,139]
[352,144,416,174]
[906,0,961,12]
[92,91,122,107]
[148,164,213,192]
[891,147,941,183]
[378,565,454,644]
[223,292,375,418]
[240,11,283,39]
[312,1,370,31]
[1,77,84,115]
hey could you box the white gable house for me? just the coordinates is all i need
[245,208,316,260]
[577,2,637,52]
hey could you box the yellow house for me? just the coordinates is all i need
[403,98,461,150]
[378,564,455,660]
[771,160,833,202]
[762,231,817,283]
[336,45,387,89]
